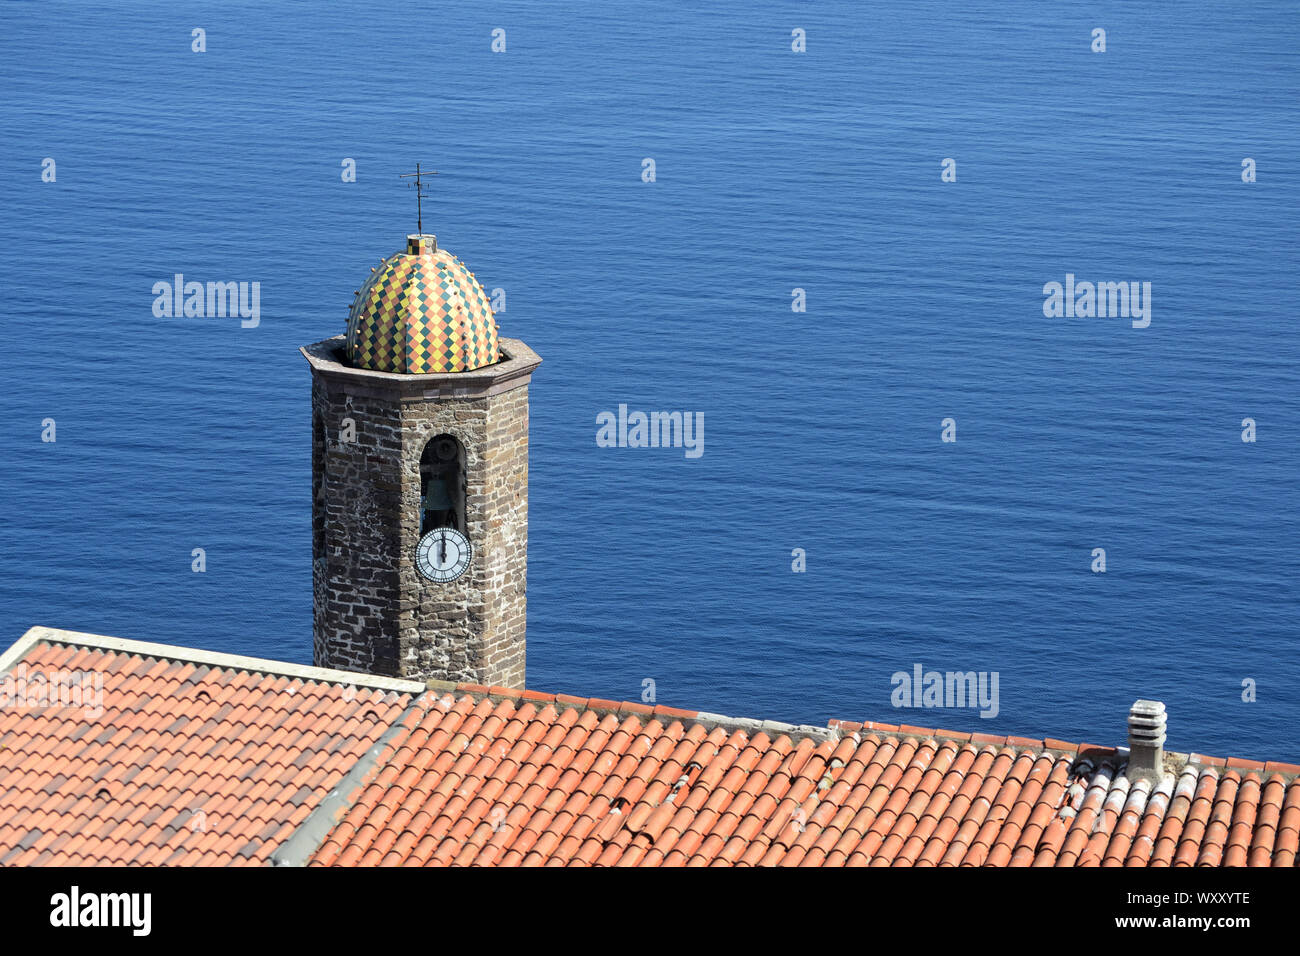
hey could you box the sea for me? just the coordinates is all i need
[2,1,1298,762]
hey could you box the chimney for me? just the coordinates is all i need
[1127,699,1167,782]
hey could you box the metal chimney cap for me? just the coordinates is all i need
[1130,699,1166,716]
[1128,699,1168,746]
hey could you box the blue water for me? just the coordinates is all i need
[3,2,1298,762]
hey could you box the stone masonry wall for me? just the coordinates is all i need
[312,374,406,675]
[311,365,530,687]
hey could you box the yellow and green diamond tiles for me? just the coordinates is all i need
[346,236,500,374]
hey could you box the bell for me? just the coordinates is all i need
[421,476,453,512]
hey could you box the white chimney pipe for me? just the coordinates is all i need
[1127,699,1167,782]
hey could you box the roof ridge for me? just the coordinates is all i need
[271,695,429,867]
[428,680,837,744]
[823,719,1300,779]
[428,680,1300,780]
[8,626,426,696]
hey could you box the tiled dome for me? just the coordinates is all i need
[346,234,499,374]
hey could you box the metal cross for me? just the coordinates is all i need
[399,163,439,234]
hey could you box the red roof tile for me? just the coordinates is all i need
[0,632,414,866]
[301,685,1300,867]
[2,628,1298,867]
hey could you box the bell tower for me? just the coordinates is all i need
[301,231,540,686]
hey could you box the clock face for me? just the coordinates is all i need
[415,527,472,583]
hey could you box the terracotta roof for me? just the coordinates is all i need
[2,628,1298,867]
[297,685,1300,867]
[0,628,421,866]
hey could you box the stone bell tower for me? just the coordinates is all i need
[302,232,540,686]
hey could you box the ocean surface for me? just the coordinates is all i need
[3,2,1298,762]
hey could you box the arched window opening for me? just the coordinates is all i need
[419,434,466,534]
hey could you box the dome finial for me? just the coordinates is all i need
[398,162,439,235]
[407,234,436,255]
